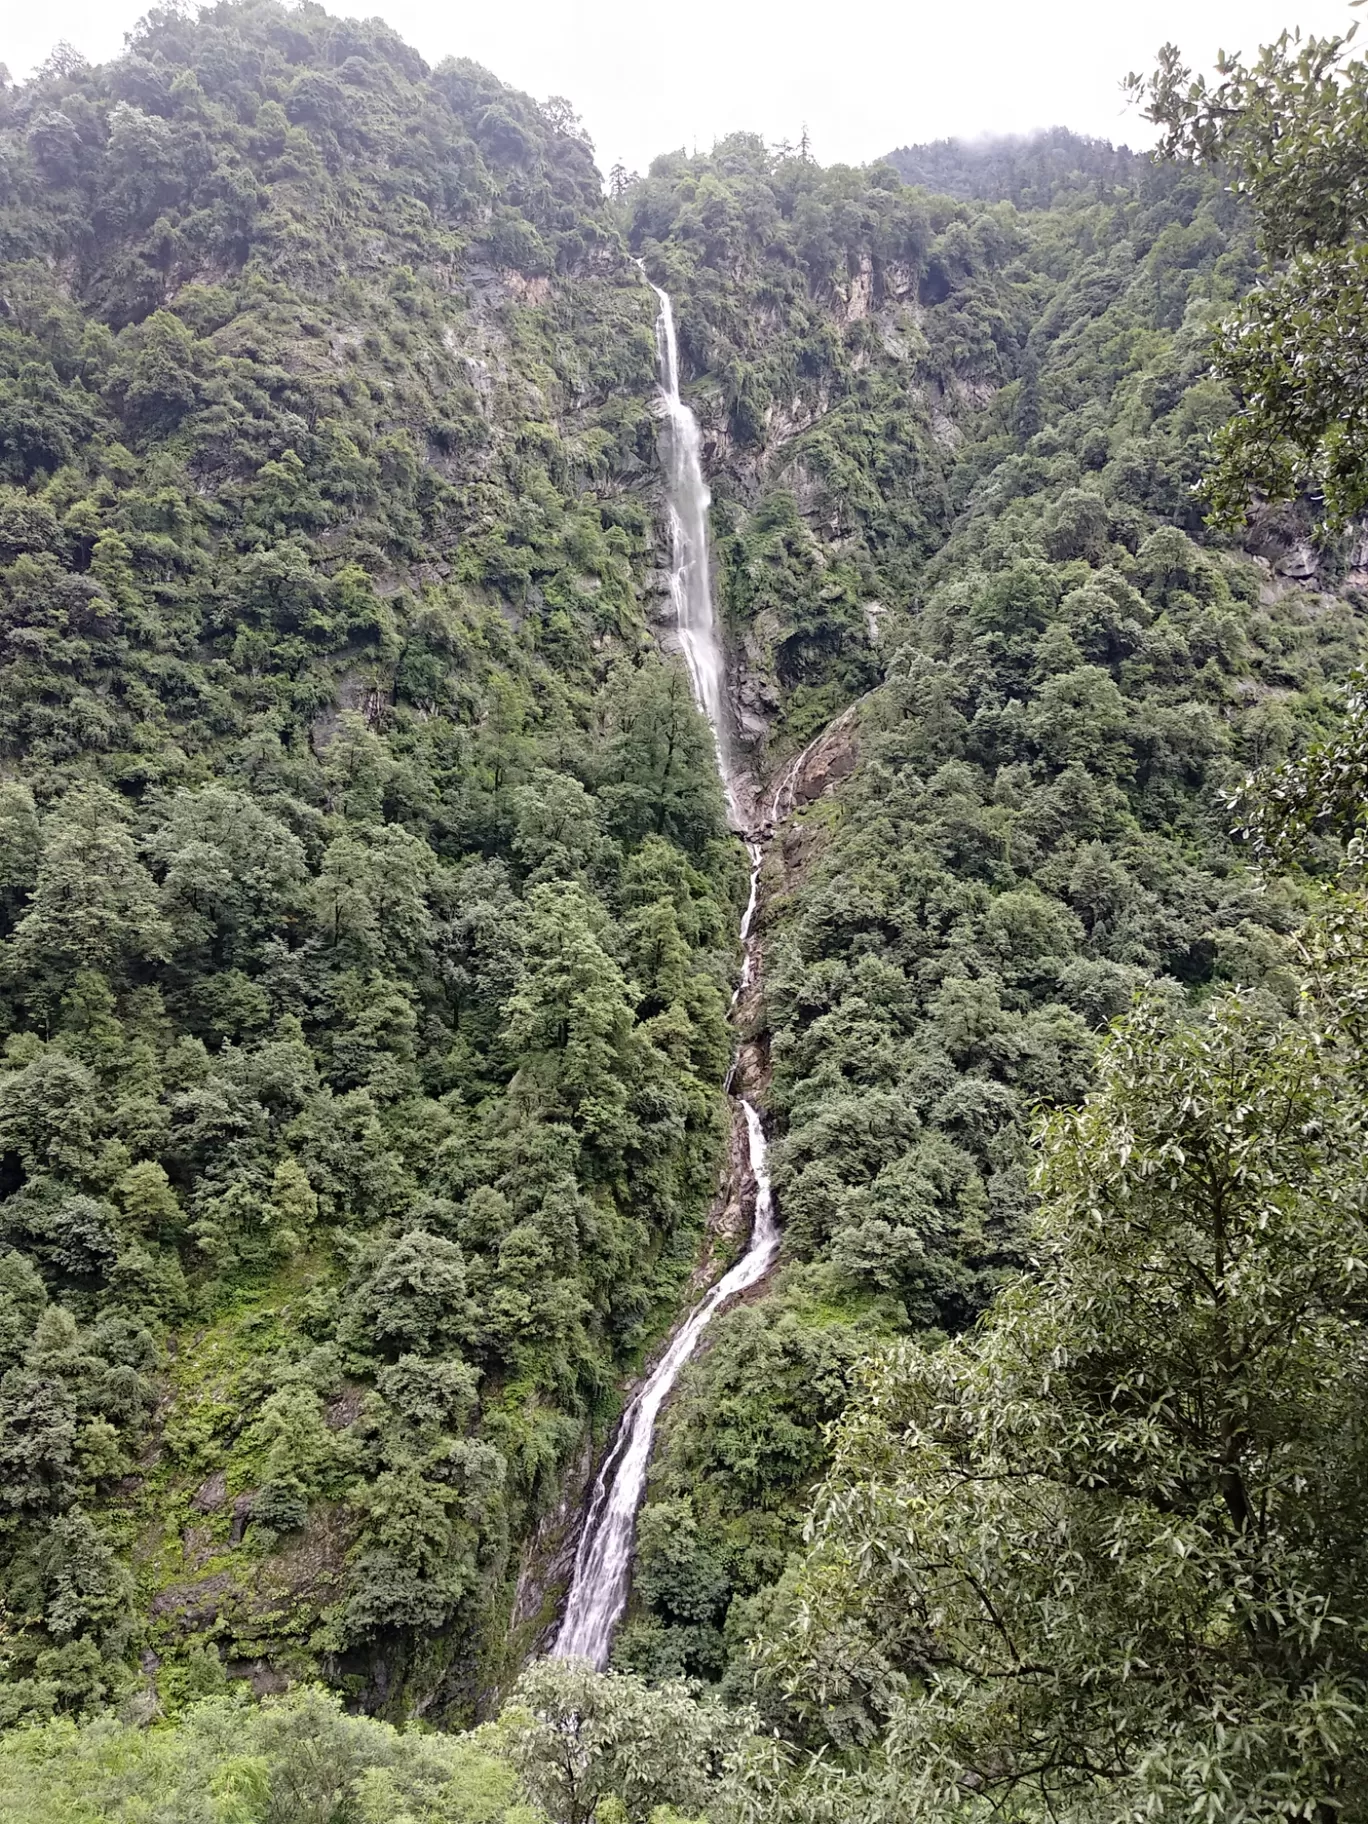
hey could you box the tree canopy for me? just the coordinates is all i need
[1,2,1367,1814]
[1131,21,1368,524]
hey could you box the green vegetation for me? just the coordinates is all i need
[886,129,1150,207]
[0,0,740,1721]
[618,106,1360,1692]
[619,127,1272,757]
[0,1663,728,1823]
[4,0,1368,1818]
[736,677,1368,1817]
[745,881,1368,1818]
[0,1685,536,1823]
[1132,21,1368,525]
[16,757,1368,1822]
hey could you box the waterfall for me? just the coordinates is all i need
[551,1102,778,1665]
[551,278,777,1670]
[648,280,739,824]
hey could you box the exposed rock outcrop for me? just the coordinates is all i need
[764,699,862,826]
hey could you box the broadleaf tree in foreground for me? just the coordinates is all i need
[743,708,1368,1818]
[1130,13,1368,526]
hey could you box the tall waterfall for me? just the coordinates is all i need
[649,281,738,821]
[551,280,778,1670]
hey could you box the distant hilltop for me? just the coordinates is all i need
[886,126,1152,208]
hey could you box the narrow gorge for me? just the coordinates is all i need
[553,277,782,1669]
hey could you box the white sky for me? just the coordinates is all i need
[2,0,1359,176]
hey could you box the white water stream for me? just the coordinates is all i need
[646,281,737,819]
[551,279,779,1669]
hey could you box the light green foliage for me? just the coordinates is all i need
[1133,24,1368,524]
[0,1686,536,1822]
[7,786,171,1002]
[1229,665,1368,870]
[499,1657,732,1824]
[0,1667,732,1822]
[748,935,1368,1818]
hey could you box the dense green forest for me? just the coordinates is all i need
[614,115,1359,1695]
[0,0,745,1723]
[3,1,1368,1819]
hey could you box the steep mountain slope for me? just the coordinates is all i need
[0,1,1362,1736]
[614,136,1363,1688]
[0,1,741,1723]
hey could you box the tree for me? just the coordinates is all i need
[144,785,307,969]
[511,768,612,883]
[344,1229,475,1359]
[0,782,40,936]
[502,884,641,1155]
[117,310,199,430]
[311,825,433,972]
[597,664,726,857]
[1227,666,1368,866]
[754,968,1368,1820]
[0,1050,101,1180]
[6,787,170,1006]
[498,1658,731,1824]
[1131,22,1368,524]
[0,1687,535,1823]
[0,1363,77,1518]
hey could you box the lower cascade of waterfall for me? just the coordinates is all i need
[552,1101,778,1665]
[550,276,778,1671]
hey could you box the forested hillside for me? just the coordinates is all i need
[886,128,1150,207]
[0,0,744,1721]
[614,123,1361,1690]
[3,2,1368,1818]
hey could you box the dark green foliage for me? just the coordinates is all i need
[748,948,1368,1819]
[619,125,1362,1694]
[1,0,1365,1759]
[1133,26,1368,525]
[615,127,1267,756]
[0,0,738,1720]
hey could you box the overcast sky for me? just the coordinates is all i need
[3,0,1359,176]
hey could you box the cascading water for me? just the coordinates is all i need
[647,279,740,823]
[551,279,777,1670]
[551,1104,778,1666]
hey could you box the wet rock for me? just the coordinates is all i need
[227,1657,291,1697]
[229,1492,255,1544]
[766,701,862,825]
[310,667,391,753]
[150,1570,240,1627]
[326,1385,366,1430]
[1275,540,1319,580]
[191,1469,226,1513]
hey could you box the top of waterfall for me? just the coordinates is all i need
[635,261,682,402]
